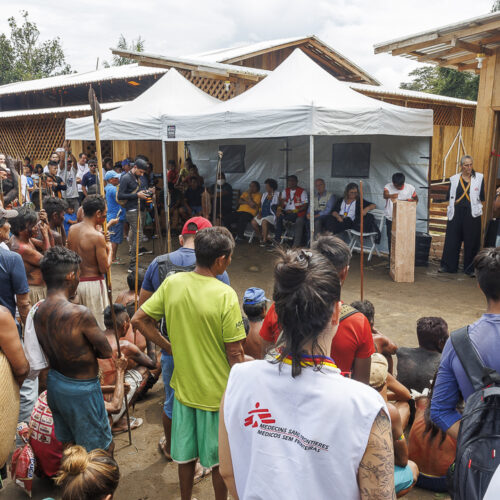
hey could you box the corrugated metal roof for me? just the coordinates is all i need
[349,83,477,106]
[0,101,126,119]
[190,36,307,62]
[0,64,166,98]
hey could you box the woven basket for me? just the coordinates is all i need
[0,351,20,466]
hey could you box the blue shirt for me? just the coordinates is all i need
[142,247,230,292]
[431,314,500,431]
[105,184,126,221]
[63,212,77,234]
[81,171,97,188]
[0,247,30,318]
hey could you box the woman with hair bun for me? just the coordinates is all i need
[219,248,396,500]
[55,445,119,500]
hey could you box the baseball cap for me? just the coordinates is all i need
[243,287,270,305]
[121,159,130,167]
[0,207,19,220]
[369,353,388,389]
[181,216,212,235]
[104,170,120,181]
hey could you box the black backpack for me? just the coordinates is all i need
[447,326,500,499]
[156,254,196,340]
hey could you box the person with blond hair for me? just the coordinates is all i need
[55,445,120,500]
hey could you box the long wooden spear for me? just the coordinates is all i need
[88,86,132,445]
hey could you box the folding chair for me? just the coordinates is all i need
[347,209,385,261]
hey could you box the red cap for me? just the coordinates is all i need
[181,216,212,235]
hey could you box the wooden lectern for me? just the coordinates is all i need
[390,201,416,283]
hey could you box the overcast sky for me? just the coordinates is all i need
[0,0,495,87]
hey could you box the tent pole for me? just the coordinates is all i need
[161,141,171,253]
[309,136,314,248]
[284,138,289,187]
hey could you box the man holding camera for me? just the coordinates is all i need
[117,158,152,273]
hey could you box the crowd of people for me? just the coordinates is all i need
[1,147,500,500]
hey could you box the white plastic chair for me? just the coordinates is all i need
[347,209,385,261]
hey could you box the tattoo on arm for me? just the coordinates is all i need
[358,409,396,500]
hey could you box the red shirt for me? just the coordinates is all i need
[259,302,374,375]
[167,169,178,184]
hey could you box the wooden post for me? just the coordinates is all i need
[359,181,364,300]
[309,136,314,247]
[161,141,171,253]
[389,201,416,283]
[88,86,132,445]
[471,48,500,237]
[134,200,141,314]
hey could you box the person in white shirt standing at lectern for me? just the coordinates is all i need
[439,155,484,276]
[383,173,418,262]
[219,248,395,500]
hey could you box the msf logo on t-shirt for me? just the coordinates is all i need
[244,402,276,428]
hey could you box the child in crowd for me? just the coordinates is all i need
[396,317,448,393]
[242,287,269,359]
[351,299,398,373]
[369,354,418,497]
[63,205,78,236]
[55,445,120,500]
[21,165,34,203]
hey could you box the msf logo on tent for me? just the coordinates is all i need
[244,402,276,428]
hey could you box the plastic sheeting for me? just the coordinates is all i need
[161,49,433,141]
[65,68,218,141]
[188,135,430,253]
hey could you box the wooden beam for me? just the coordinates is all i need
[440,53,477,66]
[220,37,312,64]
[457,62,480,71]
[415,46,466,63]
[375,33,439,55]
[452,39,494,56]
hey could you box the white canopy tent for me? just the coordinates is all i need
[65,68,218,223]
[161,49,433,243]
[65,68,218,141]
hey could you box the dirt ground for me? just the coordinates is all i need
[3,237,485,500]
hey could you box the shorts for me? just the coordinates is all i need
[108,220,124,244]
[171,397,219,468]
[46,369,112,452]
[161,353,175,419]
[76,276,109,330]
[111,368,143,424]
[416,472,448,493]
[253,215,275,226]
[395,464,415,493]
[29,285,47,307]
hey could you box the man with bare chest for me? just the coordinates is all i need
[34,246,114,453]
[67,195,112,330]
[99,303,156,433]
[9,206,54,305]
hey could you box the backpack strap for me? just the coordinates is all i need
[450,326,486,391]
[339,304,358,322]
[157,254,173,284]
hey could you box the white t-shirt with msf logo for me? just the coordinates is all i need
[384,182,417,221]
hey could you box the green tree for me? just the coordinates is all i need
[0,11,71,85]
[400,65,479,101]
[104,35,145,67]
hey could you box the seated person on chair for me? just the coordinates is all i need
[232,181,261,242]
[274,175,308,247]
[179,177,204,221]
[308,178,335,235]
[326,183,376,235]
[209,172,233,227]
[251,178,279,247]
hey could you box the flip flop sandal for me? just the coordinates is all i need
[112,416,143,435]
[158,436,172,460]
[194,466,212,484]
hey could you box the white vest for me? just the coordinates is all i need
[447,173,483,221]
[223,360,386,500]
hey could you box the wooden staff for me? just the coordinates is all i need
[88,86,132,445]
[0,177,4,207]
[17,160,23,206]
[39,175,43,210]
[134,198,141,314]
[152,193,164,251]
[359,180,364,301]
